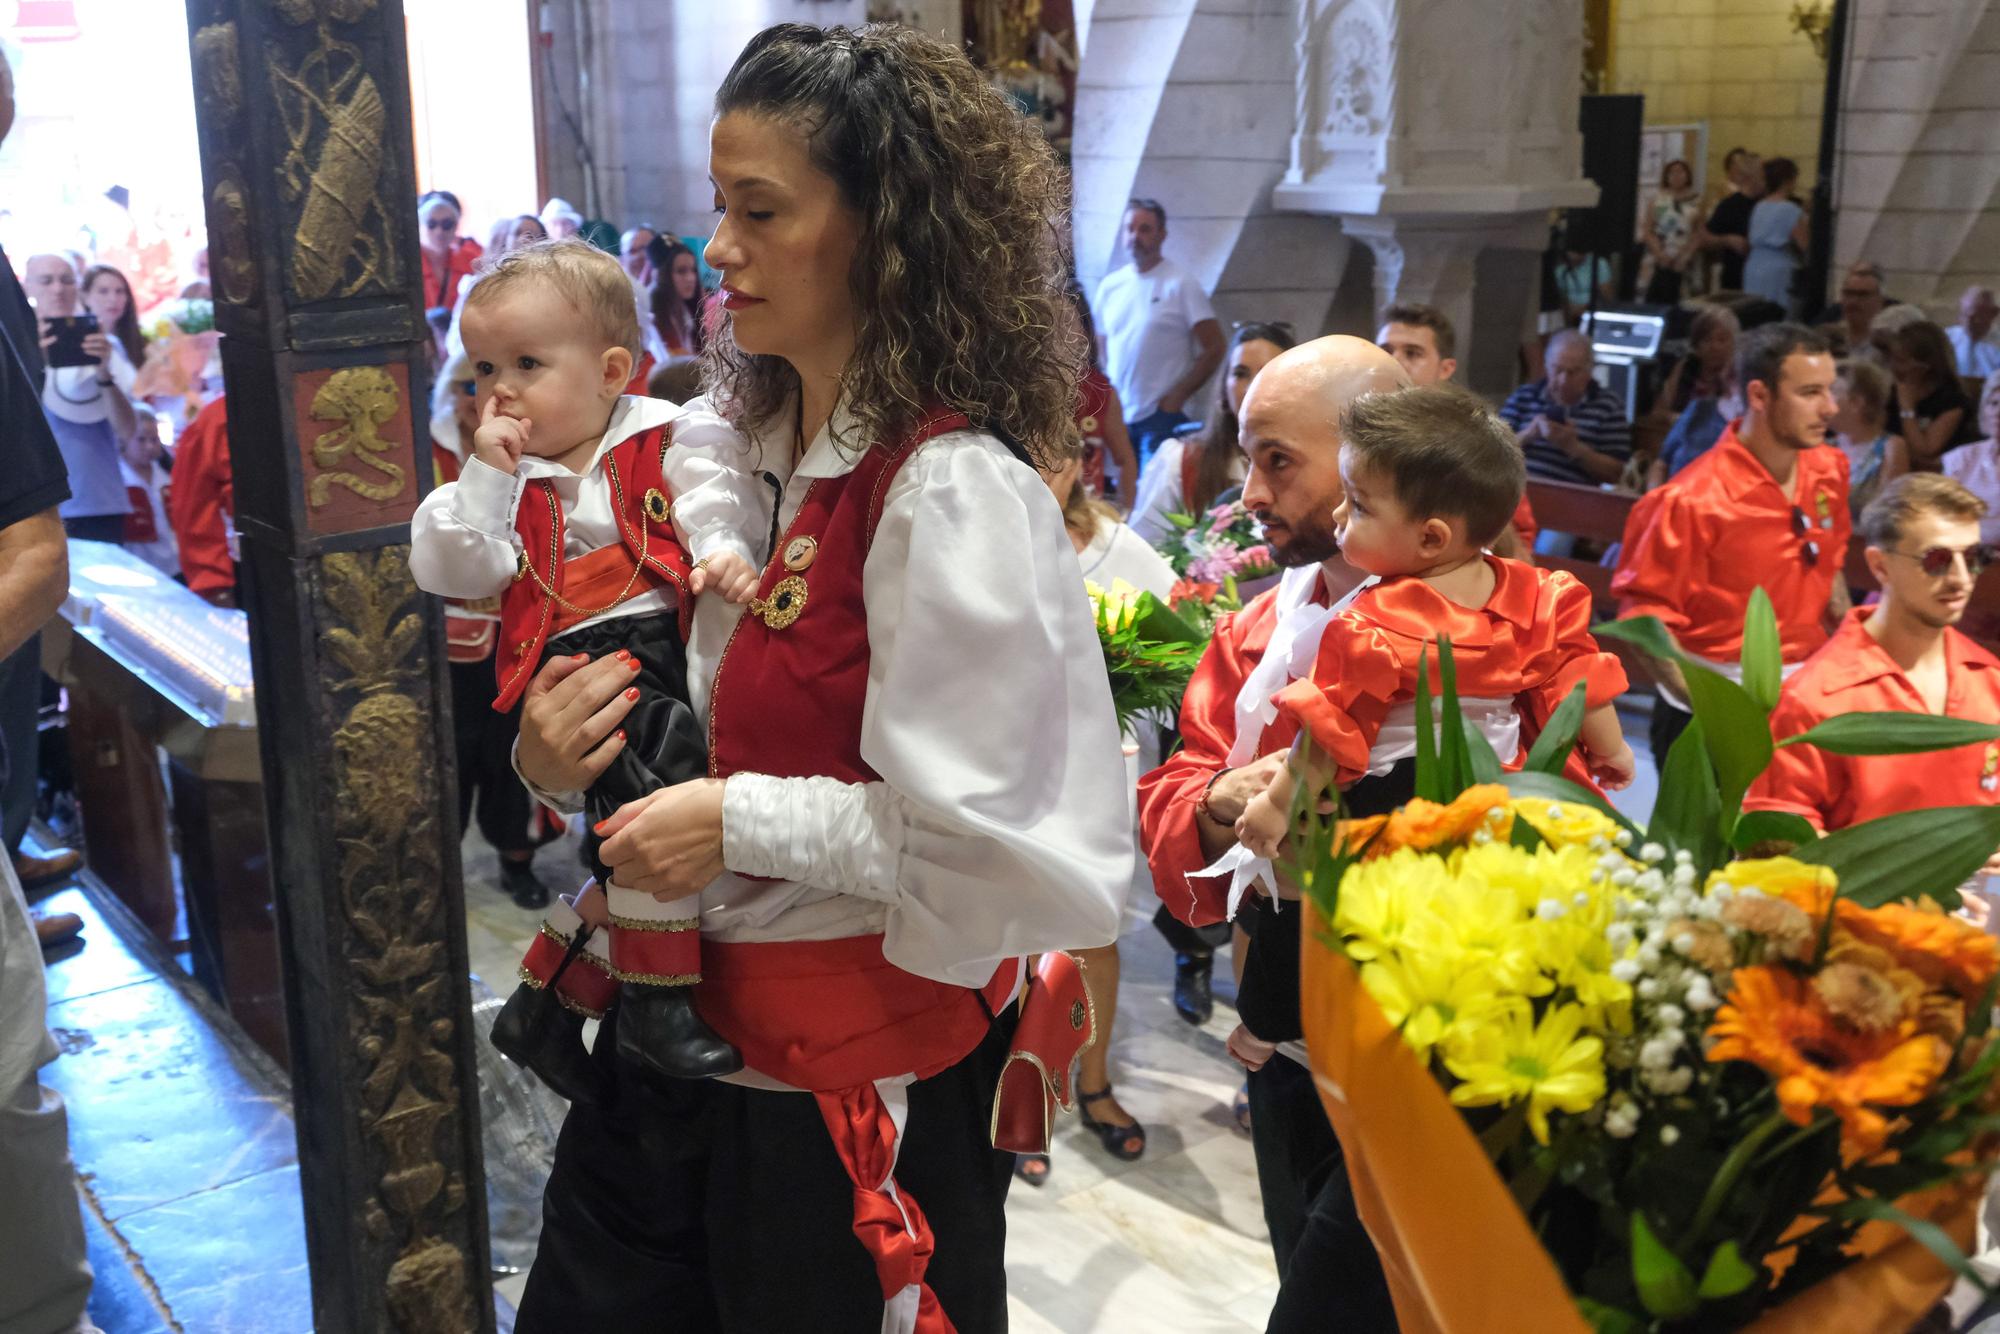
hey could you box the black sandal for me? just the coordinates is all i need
[1013,1153,1051,1186]
[1077,1086,1146,1161]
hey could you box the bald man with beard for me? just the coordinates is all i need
[1138,336,1402,1333]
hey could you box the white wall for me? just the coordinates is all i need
[1071,0,1352,342]
[536,0,864,239]
[1833,0,2000,316]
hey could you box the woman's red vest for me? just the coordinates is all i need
[699,409,1017,1091]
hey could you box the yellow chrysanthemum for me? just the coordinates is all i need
[1454,840,1601,915]
[1416,873,1549,997]
[1509,798,1624,851]
[1445,1002,1608,1144]
[1333,847,1452,962]
[1358,950,1506,1059]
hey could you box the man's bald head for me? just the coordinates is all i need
[1241,335,1409,440]
[1237,336,1407,568]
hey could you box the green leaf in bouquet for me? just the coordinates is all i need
[1900,1112,2000,1163]
[1524,682,1588,776]
[1650,716,1725,870]
[1462,718,1505,784]
[1435,635,1472,795]
[1695,1240,1758,1299]
[1499,770,1643,841]
[1129,592,1202,645]
[1595,615,1773,815]
[1572,1297,1646,1334]
[1794,804,2000,910]
[1776,712,2000,756]
[1730,810,1819,854]
[1413,646,1442,803]
[1510,813,1547,852]
[1629,1211,1700,1318]
[1739,588,1782,714]
[1818,1196,1995,1298]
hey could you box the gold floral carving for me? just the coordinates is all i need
[268,0,395,302]
[320,549,475,1334]
[192,23,242,115]
[306,367,406,507]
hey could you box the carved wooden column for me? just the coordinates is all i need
[180,3,494,1330]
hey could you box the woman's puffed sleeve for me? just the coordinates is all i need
[661,401,768,567]
[1268,615,1407,788]
[718,437,1132,987]
[1521,571,1629,728]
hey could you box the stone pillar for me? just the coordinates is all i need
[1273,0,1598,393]
[181,5,494,1331]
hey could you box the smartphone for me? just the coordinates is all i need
[43,313,100,370]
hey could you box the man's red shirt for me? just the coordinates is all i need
[1746,608,2000,830]
[167,396,234,596]
[1612,424,1849,666]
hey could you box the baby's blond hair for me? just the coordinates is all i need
[464,237,642,360]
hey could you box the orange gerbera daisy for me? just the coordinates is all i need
[1369,784,1512,856]
[1836,899,2000,1002]
[1706,966,1952,1155]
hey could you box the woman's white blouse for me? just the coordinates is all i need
[531,399,1133,988]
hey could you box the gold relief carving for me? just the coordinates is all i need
[320,549,475,1333]
[307,367,406,507]
[267,0,396,302]
[210,170,259,307]
[192,23,242,115]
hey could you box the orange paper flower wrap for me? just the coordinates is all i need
[1298,901,1978,1334]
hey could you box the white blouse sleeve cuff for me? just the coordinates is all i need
[508,738,586,817]
[451,458,525,539]
[720,772,903,904]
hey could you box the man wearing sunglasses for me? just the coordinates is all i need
[1613,323,1850,769]
[1748,476,2000,862]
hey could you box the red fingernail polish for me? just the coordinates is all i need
[592,820,609,834]
[615,729,627,740]
[627,658,641,672]
[624,687,639,701]
[572,652,588,661]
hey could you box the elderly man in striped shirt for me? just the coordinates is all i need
[1499,329,1633,488]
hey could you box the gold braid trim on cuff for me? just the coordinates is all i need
[607,915,701,933]
[537,921,616,975]
[514,965,608,1020]
[617,970,703,987]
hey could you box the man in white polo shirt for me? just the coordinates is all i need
[1093,198,1225,463]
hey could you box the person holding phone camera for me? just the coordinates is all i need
[22,253,134,543]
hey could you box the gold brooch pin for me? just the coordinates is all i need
[783,535,818,572]
[643,488,671,524]
[513,552,528,583]
[750,575,809,630]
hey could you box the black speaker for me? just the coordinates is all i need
[1570,94,1644,259]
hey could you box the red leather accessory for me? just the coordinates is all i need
[991,950,1095,1154]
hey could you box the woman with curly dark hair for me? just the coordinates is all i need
[511,23,1131,1333]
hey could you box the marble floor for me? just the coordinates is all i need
[48,703,1667,1334]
